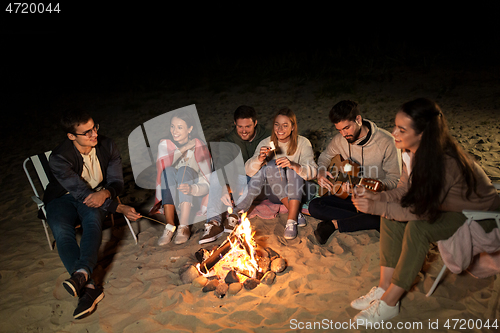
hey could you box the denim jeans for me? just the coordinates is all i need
[308,195,381,232]
[236,160,305,212]
[160,166,198,206]
[46,194,107,275]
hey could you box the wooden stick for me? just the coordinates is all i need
[142,215,167,226]
[180,147,195,184]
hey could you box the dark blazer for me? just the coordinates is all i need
[44,135,123,212]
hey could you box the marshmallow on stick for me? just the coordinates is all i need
[343,163,352,173]
[269,141,283,180]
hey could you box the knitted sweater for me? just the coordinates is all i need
[245,135,318,180]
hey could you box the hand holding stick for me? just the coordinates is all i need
[269,141,283,181]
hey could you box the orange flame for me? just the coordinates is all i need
[197,211,260,281]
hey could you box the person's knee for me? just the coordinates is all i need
[308,198,320,212]
[404,220,431,243]
[80,208,105,228]
[177,166,197,183]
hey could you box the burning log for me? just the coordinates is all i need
[190,210,288,297]
[199,234,238,274]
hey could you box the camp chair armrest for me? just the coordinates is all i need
[31,195,44,207]
[462,209,500,223]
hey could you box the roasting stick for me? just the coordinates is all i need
[269,141,283,181]
[142,215,167,226]
[180,147,195,183]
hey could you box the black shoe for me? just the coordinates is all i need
[63,272,88,297]
[314,220,336,245]
[73,286,104,319]
[199,221,225,244]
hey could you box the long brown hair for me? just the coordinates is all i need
[399,98,479,222]
[270,107,298,155]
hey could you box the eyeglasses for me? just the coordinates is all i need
[74,124,99,138]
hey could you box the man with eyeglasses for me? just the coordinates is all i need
[43,108,141,319]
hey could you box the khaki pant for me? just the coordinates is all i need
[380,212,498,291]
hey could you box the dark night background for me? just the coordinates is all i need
[1,4,500,148]
[1,5,500,329]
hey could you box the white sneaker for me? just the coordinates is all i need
[353,299,399,325]
[158,228,174,246]
[174,225,191,244]
[351,286,385,310]
[284,220,298,239]
[297,212,307,227]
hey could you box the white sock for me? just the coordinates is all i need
[76,268,89,281]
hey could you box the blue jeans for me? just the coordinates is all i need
[308,195,380,232]
[236,160,305,212]
[46,194,107,275]
[160,166,198,206]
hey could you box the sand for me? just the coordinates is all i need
[1,66,500,332]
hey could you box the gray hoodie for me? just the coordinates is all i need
[317,119,401,190]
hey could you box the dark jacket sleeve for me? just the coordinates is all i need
[98,138,123,212]
[49,152,94,203]
[48,137,123,213]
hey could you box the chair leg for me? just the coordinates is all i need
[123,216,138,245]
[426,264,448,297]
[42,219,53,250]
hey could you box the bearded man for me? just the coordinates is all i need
[310,100,400,244]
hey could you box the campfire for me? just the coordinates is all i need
[180,210,287,298]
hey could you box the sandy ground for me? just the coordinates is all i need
[1,66,500,332]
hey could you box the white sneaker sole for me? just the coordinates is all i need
[199,230,224,244]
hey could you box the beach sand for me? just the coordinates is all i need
[1,66,500,332]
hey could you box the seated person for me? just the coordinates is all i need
[45,108,140,319]
[232,108,318,240]
[350,98,500,325]
[154,111,212,245]
[309,100,400,244]
[200,105,270,244]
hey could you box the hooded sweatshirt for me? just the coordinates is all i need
[317,119,401,190]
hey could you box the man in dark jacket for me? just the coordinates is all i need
[45,108,140,319]
[196,105,270,244]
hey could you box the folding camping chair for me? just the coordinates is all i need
[426,183,500,296]
[23,150,138,250]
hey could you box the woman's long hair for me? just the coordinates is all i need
[270,107,298,155]
[400,98,478,222]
